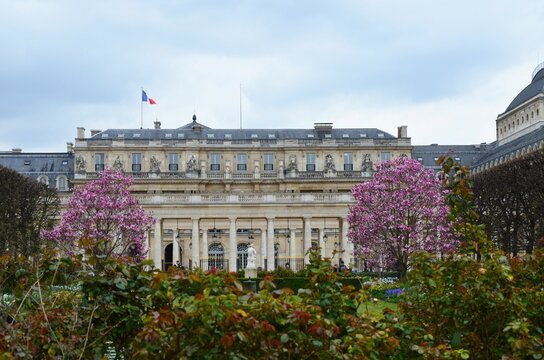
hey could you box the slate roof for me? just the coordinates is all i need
[0,152,74,186]
[412,144,489,169]
[471,124,544,168]
[502,67,544,114]
[89,120,397,141]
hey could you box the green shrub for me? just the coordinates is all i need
[401,250,544,359]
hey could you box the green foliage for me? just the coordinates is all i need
[401,250,544,359]
[438,155,490,254]
[0,166,59,258]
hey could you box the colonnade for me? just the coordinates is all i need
[149,216,353,272]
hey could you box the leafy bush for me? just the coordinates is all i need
[401,250,544,359]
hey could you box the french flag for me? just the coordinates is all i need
[142,90,157,104]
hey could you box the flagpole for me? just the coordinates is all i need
[140,87,144,129]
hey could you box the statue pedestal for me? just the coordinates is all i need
[244,268,258,279]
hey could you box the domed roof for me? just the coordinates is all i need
[503,63,544,114]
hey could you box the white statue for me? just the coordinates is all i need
[246,243,257,269]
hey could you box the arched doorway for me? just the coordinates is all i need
[164,243,182,270]
[208,243,225,269]
[237,243,249,270]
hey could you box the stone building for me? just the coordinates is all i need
[71,118,411,271]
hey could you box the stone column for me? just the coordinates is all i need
[319,227,325,258]
[267,218,275,271]
[173,225,180,266]
[201,227,208,270]
[229,218,237,272]
[341,217,351,267]
[303,217,312,264]
[289,228,296,260]
[153,218,162,270]
[191,218,200,269]
[261,226,267,269]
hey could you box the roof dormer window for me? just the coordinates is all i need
[102,134,109,138]
[133,133,141,138]
[251,134,258,139]
[378,133,384,138]
[178,133,185,138]
[165,133,172,138]
[325,134,332,138]
[225,134,232,139]
[307,134,314,138]
[207,133,215,139]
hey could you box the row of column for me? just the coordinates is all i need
[151,217,353,272]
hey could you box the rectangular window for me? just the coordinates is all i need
[263,153,274,171]
[168,153,178,172]
[306,153,316,172]
[95,153,105,172]
[210,153,221,171]
[343,152,353,171]
[237,153,247,171]
[132,153,141,172]
[380,152,391,162]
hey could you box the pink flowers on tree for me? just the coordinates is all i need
[347,156,457,279]
[44,169,155,262]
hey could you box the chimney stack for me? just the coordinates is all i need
[397,125,408,138]
[154,121,161,129]
[77,127,85,139]
[66,142,73,153]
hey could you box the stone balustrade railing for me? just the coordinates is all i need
[59,192,354,205]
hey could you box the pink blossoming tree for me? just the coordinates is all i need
[44,169,155,262]
[347,156,457,280]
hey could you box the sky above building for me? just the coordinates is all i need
[1,1,544,152]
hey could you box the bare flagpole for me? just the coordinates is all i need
[140,87,144,129]
[240,82,242,129]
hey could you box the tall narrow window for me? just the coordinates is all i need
[380,152,391,161]
[263,153,274,171]
[237,243,249,270]
[132,153,141,172]
[306,153,316,171]
[343,152,353,171]
[168,153,178,172]
[208,243,225,269]
[210,153,221,171]
[95,153,105,172]
[237,153,247,171]
[57,176,67,191]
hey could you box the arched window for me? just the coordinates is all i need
[208,243,225,269]
[56,176,67,191]
[237,243,249,270]
[37,175,49,186]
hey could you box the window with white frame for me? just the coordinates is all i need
[237,153,247,171]
[132,153,141,172]
[57,176,67,191]
[343,152,353,171]
[168,153,178,172]
[380,152,391,161]
[210,153,221,171]
[306,153,316,171]
[263,153,274,171]
[95,153,105,172]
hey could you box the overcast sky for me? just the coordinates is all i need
[1,1,544,152]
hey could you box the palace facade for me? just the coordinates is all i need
[71,120,411,271]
